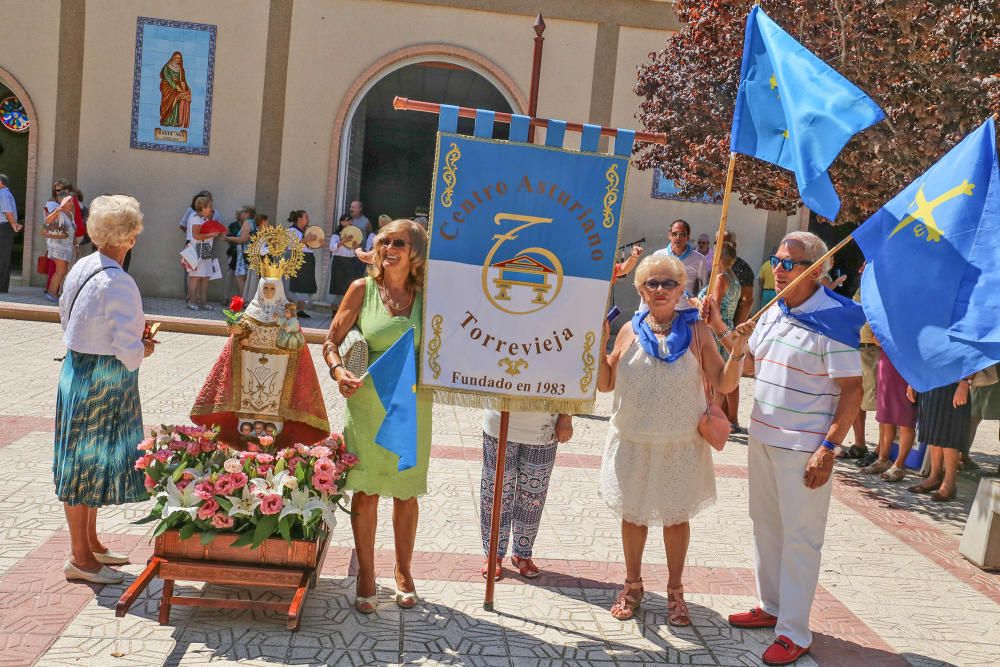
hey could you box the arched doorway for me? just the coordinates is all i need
[345,62,514,221]
[0,67,37,289]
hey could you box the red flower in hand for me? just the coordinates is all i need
[229,296,245,312]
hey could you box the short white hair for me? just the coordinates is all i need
[780,231,829,280]
[634,254,685,290]
[88,195,143,248]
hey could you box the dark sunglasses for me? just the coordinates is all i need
[643,278,680,291]
[377,238,409,248]
[770,255,812,271]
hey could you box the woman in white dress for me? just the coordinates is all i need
[42,182,78,302]
[597,254,752,625]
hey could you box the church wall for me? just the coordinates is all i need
[0,1,62,286]
[277,0,599,235]
[74,0,270,298]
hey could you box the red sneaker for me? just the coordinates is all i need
[762,636,810,666]
[728,606,778,628]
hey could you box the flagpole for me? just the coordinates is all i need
[749,234,854,323]
[706,153,738,296]
[483,411,510,611]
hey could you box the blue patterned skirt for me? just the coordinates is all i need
[53,351,145,507]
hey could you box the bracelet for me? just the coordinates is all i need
[713,327,732,340]
[820,439,838,451]
[329,363,344,379]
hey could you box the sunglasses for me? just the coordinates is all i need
[643,278,680,291]
[669,231,688,238]
[770,255,812,271]
[377,238,409,248]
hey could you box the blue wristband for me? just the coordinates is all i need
[820,439,838,451]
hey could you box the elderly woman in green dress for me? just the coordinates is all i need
[323,219,431,613]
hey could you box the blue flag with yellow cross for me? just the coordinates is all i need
[367,328,418,471]
[730,6,884,221]
[854,118,1000,392]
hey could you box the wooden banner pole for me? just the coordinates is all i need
[706,152,738,297]
[483,410,510,611]
[526,13,546,144]
[749,235,855,323]
[393,97,668,145]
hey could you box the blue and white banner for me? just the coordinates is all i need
[421,114,632,412]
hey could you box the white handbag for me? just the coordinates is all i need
[179,244,200,269]
[338,327,369,377]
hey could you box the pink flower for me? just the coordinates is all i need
[181,471,195,482]
[186,441,202,456]
[197,498,219,520]
[176,478,191,491]
[168,439,187,452]
[312,471,334,492]
[223,458,243,474]
[229,472,248,489]
[137,437,155,452]
[313,457,335,476]
[144,474,157,490]
[341,452,358,467]
[200,440,216,453]
[259,494,283,515]
[194,480,216,500]
[153,449,172,462]
[288,456,304,473]
[214,474,234,496]
[309,445,332,459]
[211,513,234,529]
[255,453,275,465]
[335,460,348,475]
[134,454,154,471]
[258,435,274,448]
[257,464,273,476]
[294,443,310,455]
[278,448,294,460]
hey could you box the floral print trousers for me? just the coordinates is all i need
[479,432,558,559]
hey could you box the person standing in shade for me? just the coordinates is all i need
[225,206,257,297]
[653,219,707,295]
[182,196,220,311]
[349,199,372,238]
[707,231,862,666]
[479,411,573,581]
[286,210,316,318]
[758,251,776,312]
[724,231,756,325]
[907,379,973,502]
[696,233,713,266]
[54,195,155,584]
[0,174,22,293]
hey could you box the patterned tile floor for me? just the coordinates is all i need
[0,317,998,666]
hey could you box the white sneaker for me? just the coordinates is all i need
[64,560,125,584]
[93,549,130,565]
[186,303,200,311]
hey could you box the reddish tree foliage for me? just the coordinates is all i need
[634,0,1000,224]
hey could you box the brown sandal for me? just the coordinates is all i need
[610,579,644,621]
[667,585,692,627]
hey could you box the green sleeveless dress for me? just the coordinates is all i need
[343,277,432,499]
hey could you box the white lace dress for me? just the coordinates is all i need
[599,336,717,527]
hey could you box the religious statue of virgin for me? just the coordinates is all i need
[190,226,328,447]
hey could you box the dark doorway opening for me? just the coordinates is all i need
[0,83,28,274]
[344,62,513,223]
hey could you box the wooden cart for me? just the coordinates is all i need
[116,528,330,631]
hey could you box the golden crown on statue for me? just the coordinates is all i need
[247,226,306,279]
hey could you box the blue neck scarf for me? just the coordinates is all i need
[668,243,694,261]
[777,287,866,349]
[632,307,701,363]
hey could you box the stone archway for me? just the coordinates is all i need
[323,44,528,234]
[0,66,38,286]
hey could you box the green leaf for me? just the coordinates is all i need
[251,515,278,548]
[274,458,286,473]
[178,522,198,540]
[199,530,218,546]
[278,515,293,543]
[295,462,306,485]
[133,513,161,525]
[146,466,164,482]
[230,530,256,548]
[152,516,176,538]
[216,497,232,511]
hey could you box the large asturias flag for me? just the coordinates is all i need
[731,6,885,221]
[367,328,418,471]
[854,118,1000,392]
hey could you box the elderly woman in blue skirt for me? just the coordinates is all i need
[55,195,155,584]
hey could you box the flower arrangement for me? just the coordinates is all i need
[223,295,245,326]
[135,425,357,548]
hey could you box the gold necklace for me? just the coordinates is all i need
[379,284,414,312]
[648,312,678,334]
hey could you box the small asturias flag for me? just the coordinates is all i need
[730,6,885,221]
[854,117,1000,391]
[367,327,418,471]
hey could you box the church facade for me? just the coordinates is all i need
[0,0,797,310]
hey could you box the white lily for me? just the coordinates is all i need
[158,477,200,519]
[249,470,290,496]
[278,488,326,521]
[318,494,340,530]
[225,485,262,518]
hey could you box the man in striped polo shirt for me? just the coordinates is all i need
[706,231,862,666]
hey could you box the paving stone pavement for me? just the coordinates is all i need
[0,318,998,666]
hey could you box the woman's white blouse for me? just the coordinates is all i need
[60,252,145,371]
